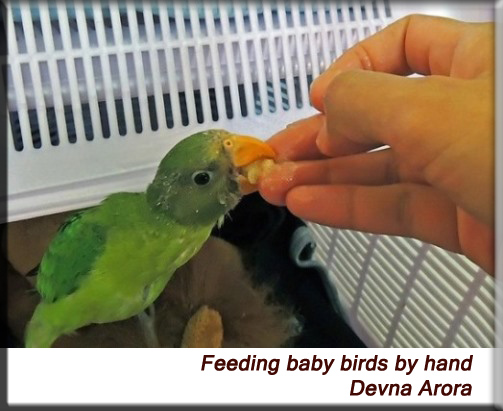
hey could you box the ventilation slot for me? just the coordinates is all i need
[310,224,495,348]
[6,0,395,207]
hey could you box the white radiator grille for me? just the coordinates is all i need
[4,1,494,349]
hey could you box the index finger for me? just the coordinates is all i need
[267,114,378,162]
[267,114,325,162]
[310,14,469,110]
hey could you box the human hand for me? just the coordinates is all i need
[258,15,494,274]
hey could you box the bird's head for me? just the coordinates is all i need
[146,129,275,226]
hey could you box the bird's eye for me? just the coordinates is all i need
[192,171,213,186]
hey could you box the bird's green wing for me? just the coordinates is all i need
[36,210,107,303]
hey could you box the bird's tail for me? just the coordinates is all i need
[25,303,62,348]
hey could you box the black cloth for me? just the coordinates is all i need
[213,193,366,348]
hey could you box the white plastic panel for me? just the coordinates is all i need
[310,224,495,348]
[5,1,392,222]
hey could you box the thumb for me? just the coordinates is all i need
[317,69,453,169]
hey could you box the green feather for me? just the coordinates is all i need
[25,130,242,348]
[36,210,107,303]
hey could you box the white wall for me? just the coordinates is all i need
[392,1,494,22]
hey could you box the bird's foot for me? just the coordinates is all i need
[137,305,160,348]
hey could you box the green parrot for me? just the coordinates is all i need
[25,129,275,348]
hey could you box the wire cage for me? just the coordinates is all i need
[3,1,495,348]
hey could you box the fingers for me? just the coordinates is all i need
[317,70,456,166]
[267,114,325,162]
[259,148,425,205]
[314,118,380,159]
[316,69,412,155]
[268,114,377,162]
[285,183,461,254]
[310,14,470,110]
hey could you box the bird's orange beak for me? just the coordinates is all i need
[224,134,276,194]
[224,135,276,168]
